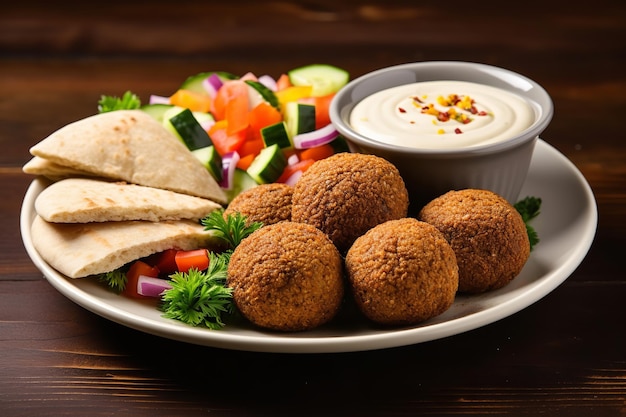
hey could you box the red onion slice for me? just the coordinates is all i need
[202,73,224,98]
[149,95,171,105]
[292,124,339,149]
[219,151,241,190]
[284,170,303,186]
[287,153,300,166]
[137,275,173,298]
[258,74,278,92]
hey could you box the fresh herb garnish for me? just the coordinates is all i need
[94,211,261,329]
[161,252,234,329]
[97,90,141,113]
[201,209,263,249]
[97,269,127,293]
[514,196,542,251]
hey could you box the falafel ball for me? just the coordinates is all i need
[227,221,344,332]
[345,218,458,326]
[224,183,293,226]
[418,189,530,294]
[291,152,409,253]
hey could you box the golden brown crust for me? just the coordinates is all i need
[227,222,344,332]
[224,183,293,226]
[291,152,409,253]
[345,218,458,326]
[418,189,530,293]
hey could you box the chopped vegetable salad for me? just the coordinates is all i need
[99,64,351,202]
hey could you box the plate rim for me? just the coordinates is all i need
[20,139,598,353]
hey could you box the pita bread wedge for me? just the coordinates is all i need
[35,178,221,223]
[31,215,217,278]
[29,110,227,204]
[23,156,98,181]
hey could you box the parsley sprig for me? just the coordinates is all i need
[95,211,262,330]
[161,212,262,329]
[201,209,263,249]
[161,252,234,330]
[97,90,141,113]
[514,196,542,251]
[97,269,128,293]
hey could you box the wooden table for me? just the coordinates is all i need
[2,1,624,415]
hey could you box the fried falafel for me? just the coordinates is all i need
[418,189,530,294]
[291,152,409,253]
[345,218,458,326]
[227,221,344,332]
[224,183,293,226]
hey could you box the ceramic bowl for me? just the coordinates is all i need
[329,61,553,211]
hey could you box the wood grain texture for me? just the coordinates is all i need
[1,0,625,415]
[1,281,624,416]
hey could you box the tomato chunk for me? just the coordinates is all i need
[123,260,160,299]
[276,158,316,183]
[298,143,335,162]
[275,73,292,91]
[248,102,283,141]
[144,249,179,276]
[175,249,209,273]
[209,120,247,156]
[212,80,250,135]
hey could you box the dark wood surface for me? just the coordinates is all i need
[1,1,625,416]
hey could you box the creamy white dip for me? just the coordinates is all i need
[349,80,535,149]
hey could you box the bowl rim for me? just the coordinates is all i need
[330,61,554,157]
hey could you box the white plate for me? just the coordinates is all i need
[20,139,597,353]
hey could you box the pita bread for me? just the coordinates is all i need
[35,178,221,223]
[23,156,98,181]
[29,110,227,204]
[31,215,217,278]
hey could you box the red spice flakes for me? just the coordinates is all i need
[421,103,439,116]
[418,93,490,129]
[399,93,488,134]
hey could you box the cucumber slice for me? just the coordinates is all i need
[179,71,239,95]
[163,107,214,151]
[261,122,292,149]
[162,106,214,128]
[140,103,174,123]
[284,102,316,139]
[247,144,288,184]
[288,64,349,97]
[245,80,280,110]
[191,145,222,182]
[224,169,259,203]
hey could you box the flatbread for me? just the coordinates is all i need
[35,178,221,223]
[31,215,217,278]
[29,110,227,204]
[22,156,97,180]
